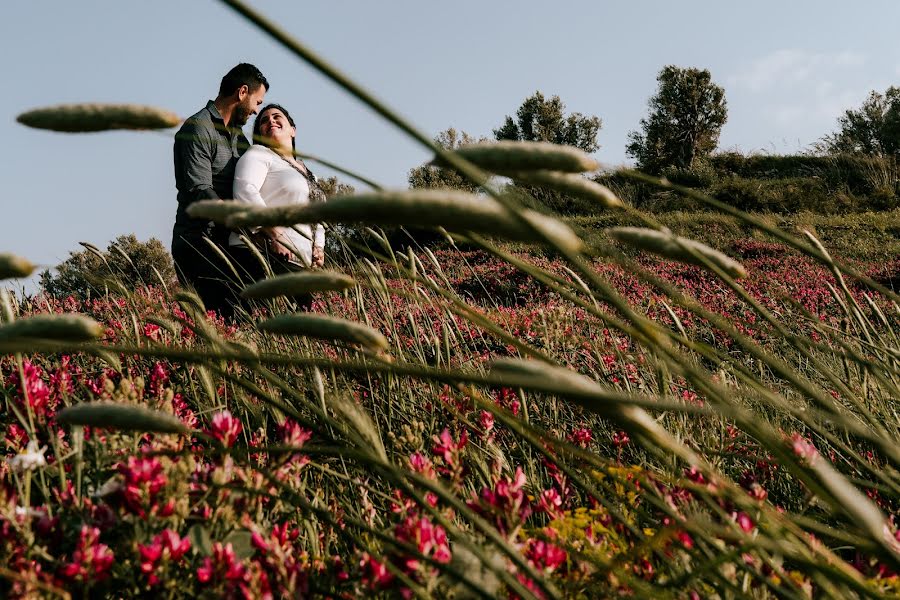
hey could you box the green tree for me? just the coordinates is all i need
[493,91,601,153]
[627,66,727,173]
[40,234,176,300]
[408,128,482,193]
[316,175,355,198]
[819,87,900,157]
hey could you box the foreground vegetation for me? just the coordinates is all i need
[4,209,900,598]
[8,3,900,598]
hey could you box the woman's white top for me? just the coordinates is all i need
[231,144,325,266]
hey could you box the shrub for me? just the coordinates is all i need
[39,234,175,300]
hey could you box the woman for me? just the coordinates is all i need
[231,103,326,282]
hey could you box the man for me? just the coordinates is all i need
[172,63,268,320]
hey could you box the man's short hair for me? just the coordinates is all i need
[218,63,269,97]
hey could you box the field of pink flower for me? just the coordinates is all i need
[4,228,900,599]
[9,5,900,596]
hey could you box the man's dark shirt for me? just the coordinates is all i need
[172,101,249,242]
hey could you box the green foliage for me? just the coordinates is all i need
[316,175,356,199]
[493,91,601,154]
[488,93,603,215]
[598,151,900,214]
[39,234,175,300]
[407,128,482,193]
[627,65,727,173]
[709,152,898,193]
[818,86,900,157]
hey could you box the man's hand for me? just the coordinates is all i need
[312,246,325,268]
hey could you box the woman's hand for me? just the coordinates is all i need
[312,246,325,268]
[266,228,294,261]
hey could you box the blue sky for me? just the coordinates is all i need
[2,1,899,291]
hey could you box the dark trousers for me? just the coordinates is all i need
[227,245,313,313]
[172,234,242,322]
[173,234,312,322]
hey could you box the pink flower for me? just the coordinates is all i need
[611,431,630,447]
[197,542,246,585]
[734,512,755,533]
[60,525,115,583]
[790,433,819,465]
[147,361,169,396]
[4,423,29,451]
[279,420,312,448]
[469,466,532,535]
[431,428,468,485]
[431,428,467,464]
[143,323,161,341]
[684,466,706,485]
[525,538,567,573]
[118,456,167,517]
[538,488,564,519]
[479,410,495,438]
[393,514,452,573]
[138,529,191,586]
[360,552,393,590]
[207,410,243,448]
[408,452,436,479]
[567,427,593,448]
[676,530,694,549]
[171,393,198,429]
[7,360,54,421]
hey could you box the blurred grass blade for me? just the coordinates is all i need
[0,253,36,280]
[17,103,181,132]
[489,358,702,463]
[57,402,190,434]
[327,393,387,462]
[0,314,103,342]
[436,141,600,174]
[85,347,122,372]
[607,226,747,279]
[241,271,356,299]
[258,313,389,352]
[226,190,584,254]
[508,170,623,209]
[186,199,252,224]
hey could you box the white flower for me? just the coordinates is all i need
[8,441,47,473]
[14,505,44,519]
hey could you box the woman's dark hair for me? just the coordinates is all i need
[253,103,296,150]
[219,63,269,97]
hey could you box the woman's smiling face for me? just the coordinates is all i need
[258,107,296,148]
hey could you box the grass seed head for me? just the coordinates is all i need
[0,253,36,280]
[607,227,748,279]
[17,103,181,133]
[226,190,584,253]
[258,313,389,352]
[186,200,253,224]
[328,394,388,463]
[0,314,103,342]
[56,402,190,434]
[439,141,600,174]
[241,271,356,299]
[509,170,623,209]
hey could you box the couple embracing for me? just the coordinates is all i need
[172,63,325,321]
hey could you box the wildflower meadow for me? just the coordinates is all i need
[5,2,900,599]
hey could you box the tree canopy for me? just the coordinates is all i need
[316,175,356,198]
[627,66,727,173]
[493,91,601,154]
[408,128,483,193]
[818,86,900,157]
[40,234,176,300]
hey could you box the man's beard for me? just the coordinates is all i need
[232,105,250,127]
